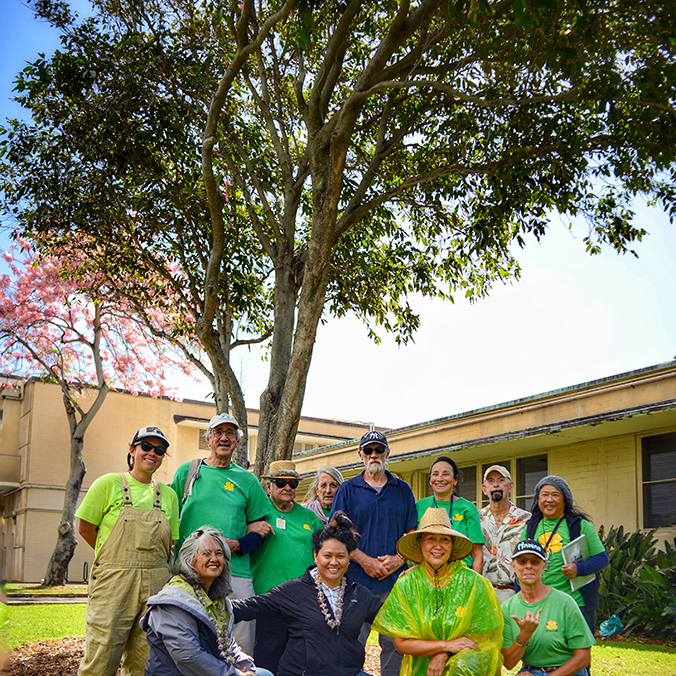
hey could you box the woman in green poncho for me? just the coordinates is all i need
[373,508,503,676]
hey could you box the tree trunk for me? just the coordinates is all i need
[255,252,297,476]
[42,425,87,585]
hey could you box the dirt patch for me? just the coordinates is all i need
[8,638,381,676]
[8,638,120,676]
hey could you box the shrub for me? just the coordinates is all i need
[597,525,658,622]
[618,538,676,641]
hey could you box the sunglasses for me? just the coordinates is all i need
[361,446,386,456]
[139,441,168,456]
[273,478,299,489]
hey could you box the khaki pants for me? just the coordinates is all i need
[79,476,172,676]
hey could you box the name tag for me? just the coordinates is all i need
[276,517,286,530]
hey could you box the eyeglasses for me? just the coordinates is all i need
[361,446,386,456]
[139,441,168,455]
[210,428,238,439]
[272,479,299,489]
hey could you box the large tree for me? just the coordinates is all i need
[2,0,674,473]
[0,241,193,584]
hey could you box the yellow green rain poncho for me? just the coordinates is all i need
[373,561,503,676]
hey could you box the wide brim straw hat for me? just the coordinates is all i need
[397,507,474,564]
[263,460,301,480]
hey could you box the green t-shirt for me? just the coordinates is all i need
[416,495,484,567]
[502,588,595,668]
[250,500,324,594]
[171,461,271,579]
[75,472,179,556]
[520,518,605,606]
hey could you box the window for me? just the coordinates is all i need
[642,432,676,528]
[515,454,548,511]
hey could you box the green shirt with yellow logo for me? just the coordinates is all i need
[502,587,595,668]
[171,462,271,579]
[250,500,323,594]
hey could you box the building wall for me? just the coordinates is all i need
[0,380,371,582]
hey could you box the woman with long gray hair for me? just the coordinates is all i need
[141,526,273,676]
[303,466,344,524]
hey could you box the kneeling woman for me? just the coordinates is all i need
[232,512,382,676]
[373,508,503,676]
[501,540,595,676]
[141,527,272,676]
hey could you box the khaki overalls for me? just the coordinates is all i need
[79,474,172,676]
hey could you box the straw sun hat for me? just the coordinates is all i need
[263,460,301,480]
[397,508,473,564]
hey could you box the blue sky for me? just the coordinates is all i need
[2,0,675,428]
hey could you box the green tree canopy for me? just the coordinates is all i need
[1,0,674,472]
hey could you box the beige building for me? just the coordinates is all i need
[0,379,374,582]
[293,361,676,546]
[2,360,675,581]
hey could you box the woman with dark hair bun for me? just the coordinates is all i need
[232,511,382,676]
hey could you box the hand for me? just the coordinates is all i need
[426,652,449,676]
[225,537,241,553]
[445,637,479,653]
[561,563,578,579]
[246,521,275,537]
[358,554,390,580]
[510,608,541,641]
[377,554,405,576]
[399,564,419,576]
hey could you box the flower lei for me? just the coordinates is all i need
[314,573,347,629]
[192,584,237,664]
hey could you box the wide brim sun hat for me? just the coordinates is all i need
[397,507,474,563]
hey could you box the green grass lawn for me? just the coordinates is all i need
[7,609,676,676]
[368,631,676,675]
[7,604,86,649]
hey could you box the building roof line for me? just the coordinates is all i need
[297,397,676,477]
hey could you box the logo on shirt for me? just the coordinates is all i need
[539,532,563,553]
[453,513,463,521]
[546,620,558,630]
[224,482,235,491]
[455,606,466,618]
[303,523,312,531]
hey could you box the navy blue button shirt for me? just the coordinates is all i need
[330,470,417,593]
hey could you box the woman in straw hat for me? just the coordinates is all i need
[373,508,503,676]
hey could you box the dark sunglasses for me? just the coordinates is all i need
[361,446,386,456]
[273,478,299,489]
[140,441,168,456]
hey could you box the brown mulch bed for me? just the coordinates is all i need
[8,638,120,676]
[8,638,381,676]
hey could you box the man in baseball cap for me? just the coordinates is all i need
[479,464,531,602]
[330,430,417,676]
[170,412,271,654]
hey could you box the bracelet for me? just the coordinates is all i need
[515,637,529,648]
[445,651,454,659]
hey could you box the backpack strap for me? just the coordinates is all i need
[182,459,203,505]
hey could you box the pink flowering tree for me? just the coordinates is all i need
[0,240,195,585]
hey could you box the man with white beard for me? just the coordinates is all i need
[479,465,531,603]
[330,430,417,676]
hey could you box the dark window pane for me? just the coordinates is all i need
[516,454,547,511]
[642,433,676,482]
[643,481,676,528]
[457,465,477,505]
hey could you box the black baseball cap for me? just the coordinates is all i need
[512,539,548,562]
[359,430,388,449]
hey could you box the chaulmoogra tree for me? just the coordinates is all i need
[2,0,675,474]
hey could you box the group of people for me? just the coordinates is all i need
[74,415,608,676]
